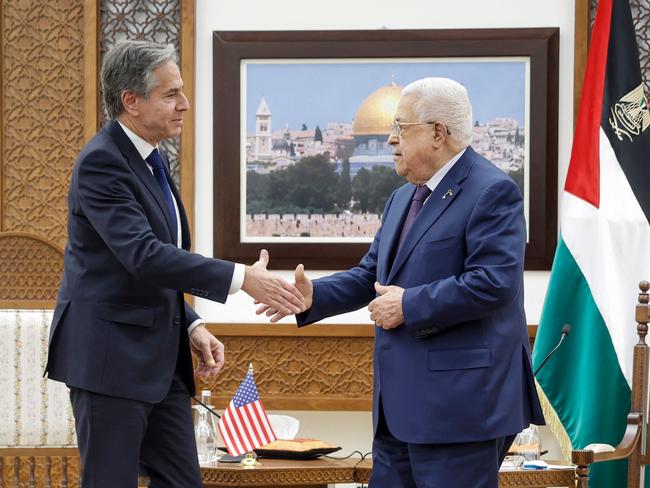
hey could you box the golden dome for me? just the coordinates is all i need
[352,82,402,136]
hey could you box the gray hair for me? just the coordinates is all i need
[101,40,178,120]
[401,77,473,147]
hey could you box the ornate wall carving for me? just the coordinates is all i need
[1,0,81,304]
[1,0,84,251]
[196,335,374,410]
[99,0,182,185]
[590,0,649,94]
[0,0,186,304]
[0,235,63,302]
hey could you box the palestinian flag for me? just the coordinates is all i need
[533,0,650,486]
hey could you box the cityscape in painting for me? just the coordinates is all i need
[243,60,527,240]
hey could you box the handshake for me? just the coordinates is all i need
[191,248,313,378]
[192,248,406,379]
[242,249,313,322]
[243,249,405,328]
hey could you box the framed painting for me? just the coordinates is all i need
[214,29,558,270]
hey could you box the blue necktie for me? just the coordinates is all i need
[398,184,432,249]
[146,148,178,242]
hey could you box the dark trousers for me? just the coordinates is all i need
[369,400,515,488]
[70,374,201,488]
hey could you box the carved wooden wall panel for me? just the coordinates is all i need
[198,328,374,410]
[0,0,194,306]
[0,234,63,303]
[194,326,538,411]
[0,0,84,306]
[1,0,84,250]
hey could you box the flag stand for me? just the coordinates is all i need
[240,451,261,468]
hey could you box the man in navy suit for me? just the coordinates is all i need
[258,77,544,487]
[45,41,304,488]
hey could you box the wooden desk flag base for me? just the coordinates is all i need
[240,452,261,468]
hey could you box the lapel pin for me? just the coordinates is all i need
[442,189,453,199]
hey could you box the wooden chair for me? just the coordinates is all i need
[571,281,650,488]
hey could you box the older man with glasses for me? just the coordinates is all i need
[257,77,544,488]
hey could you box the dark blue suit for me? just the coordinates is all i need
[46,121,234,487]
[298,147,544,487]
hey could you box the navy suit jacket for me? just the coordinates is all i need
[298,147,544,444]
[46,121,235,403]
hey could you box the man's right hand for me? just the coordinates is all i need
[256,263,313,323]
[242,249,305,316]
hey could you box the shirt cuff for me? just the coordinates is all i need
[229,263,245,294]
[187,318,204,335]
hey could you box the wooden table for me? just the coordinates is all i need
[201,457,575,488]
[201,458,358,487]
[354,459,575,488]
[498,468,575,487]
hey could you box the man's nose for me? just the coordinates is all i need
[387,132,398,146]
[178,93,190,111]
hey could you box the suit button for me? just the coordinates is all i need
[174,316,181,326]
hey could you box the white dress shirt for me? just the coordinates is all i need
[118,121,244,334]
[423,147,466,199]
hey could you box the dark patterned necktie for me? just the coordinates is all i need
[146,148,178,242]
[398,184,432,249]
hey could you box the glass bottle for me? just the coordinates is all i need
[195,406,216,464]
[201,389,212,406]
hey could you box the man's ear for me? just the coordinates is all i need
[120,90,140,116]
[431,122,447,149]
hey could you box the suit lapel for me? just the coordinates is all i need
[107,121,177,243]
[387,147,476,283]
[378,186,413,283]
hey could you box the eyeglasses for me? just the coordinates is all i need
[389,121,451,138]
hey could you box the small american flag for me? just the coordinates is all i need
[218,368,276,456]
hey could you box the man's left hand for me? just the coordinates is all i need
[369,282,405,329]
[189,325,225,378]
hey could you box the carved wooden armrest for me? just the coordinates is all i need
[572,412,643,466]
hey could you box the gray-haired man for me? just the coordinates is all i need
[45,40,303,487]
